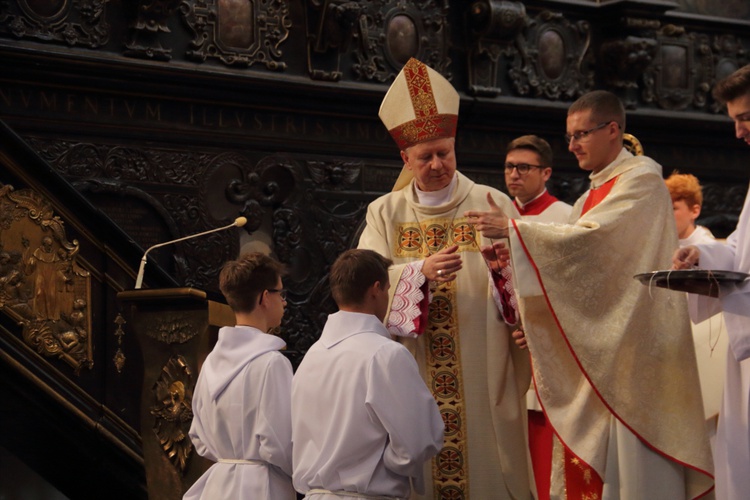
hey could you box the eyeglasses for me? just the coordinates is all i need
[504,162,544,175]
[267,288,287,300]
[564,121,616,144]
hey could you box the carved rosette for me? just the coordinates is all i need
[150,355,194,475]
[0,0,109,48]
[0,183,93,373]
[642,24,713,111]
[181,0,291,69]
[508,10,593,100]
[351,0,451,83]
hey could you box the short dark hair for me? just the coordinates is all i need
[713,64,750,104]
[329,249,392,308]
[568,90,626,131]
[219,252,285,313]
[506,135,553,167]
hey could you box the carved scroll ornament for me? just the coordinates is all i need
[0,0,110,48]
[181,0,291,69]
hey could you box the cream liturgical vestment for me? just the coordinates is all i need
[687,181,750,500]
[185,326,295,500]
[358,171,532,500]
[508,149,713,499]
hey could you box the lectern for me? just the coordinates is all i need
[117,288,235,500]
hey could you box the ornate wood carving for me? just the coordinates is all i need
[181,0,291,69]
[509,10,593,100]
[600,35,658,109]
[345,0,451,83]
[467,2,593,99]
[0,0,109,48]
[0,183,93,373]
[466,0,526,96]
[709,35,748,113]
[149,354,194,475]
[113,312,127,373]
[641,24,713,111]
[125,0,183,61]
[305,0,363,81]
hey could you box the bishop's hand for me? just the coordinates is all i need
[465,193,509,239]
[423,245,462,282]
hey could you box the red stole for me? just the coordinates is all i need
[514,190,560,216]
[581,176,618,215]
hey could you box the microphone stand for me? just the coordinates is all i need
[134,217,247,289]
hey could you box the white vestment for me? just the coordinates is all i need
[509,149,713,499]
[185,326,295,500]
[679,225,727,454]
[687,181,750,500]
[291,311,444,499]
[358,171,533,499]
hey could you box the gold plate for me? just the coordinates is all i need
[634,269,750,297]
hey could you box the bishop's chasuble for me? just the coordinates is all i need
[359,171,532,500]
[508,149,713,499]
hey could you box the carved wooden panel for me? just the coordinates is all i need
[675,0,750,20]
[466,1,593,99]
[642,25,713,111]
[307,0,451,82]
[181,0,291,69]
[0,183,94,373]
[0,0,110,48]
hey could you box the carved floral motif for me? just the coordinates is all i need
[150,355,194,474]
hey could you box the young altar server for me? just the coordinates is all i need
[184,252,295,500]
[292,248,444,500]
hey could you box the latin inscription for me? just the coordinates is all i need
[0,83,504,155]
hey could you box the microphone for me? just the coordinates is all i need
[134,217,248,289]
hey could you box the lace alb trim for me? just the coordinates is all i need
[387,261,426,338]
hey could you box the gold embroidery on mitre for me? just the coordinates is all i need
[405,58,438,118]
[394,215,479,499]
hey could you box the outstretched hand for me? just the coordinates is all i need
[479,241,510,274]
[465,193,510,239]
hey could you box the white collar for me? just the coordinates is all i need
[414,173,458,206]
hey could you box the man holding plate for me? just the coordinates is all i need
[673,64,750,500]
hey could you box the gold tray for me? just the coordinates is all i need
[634,269,750,298]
